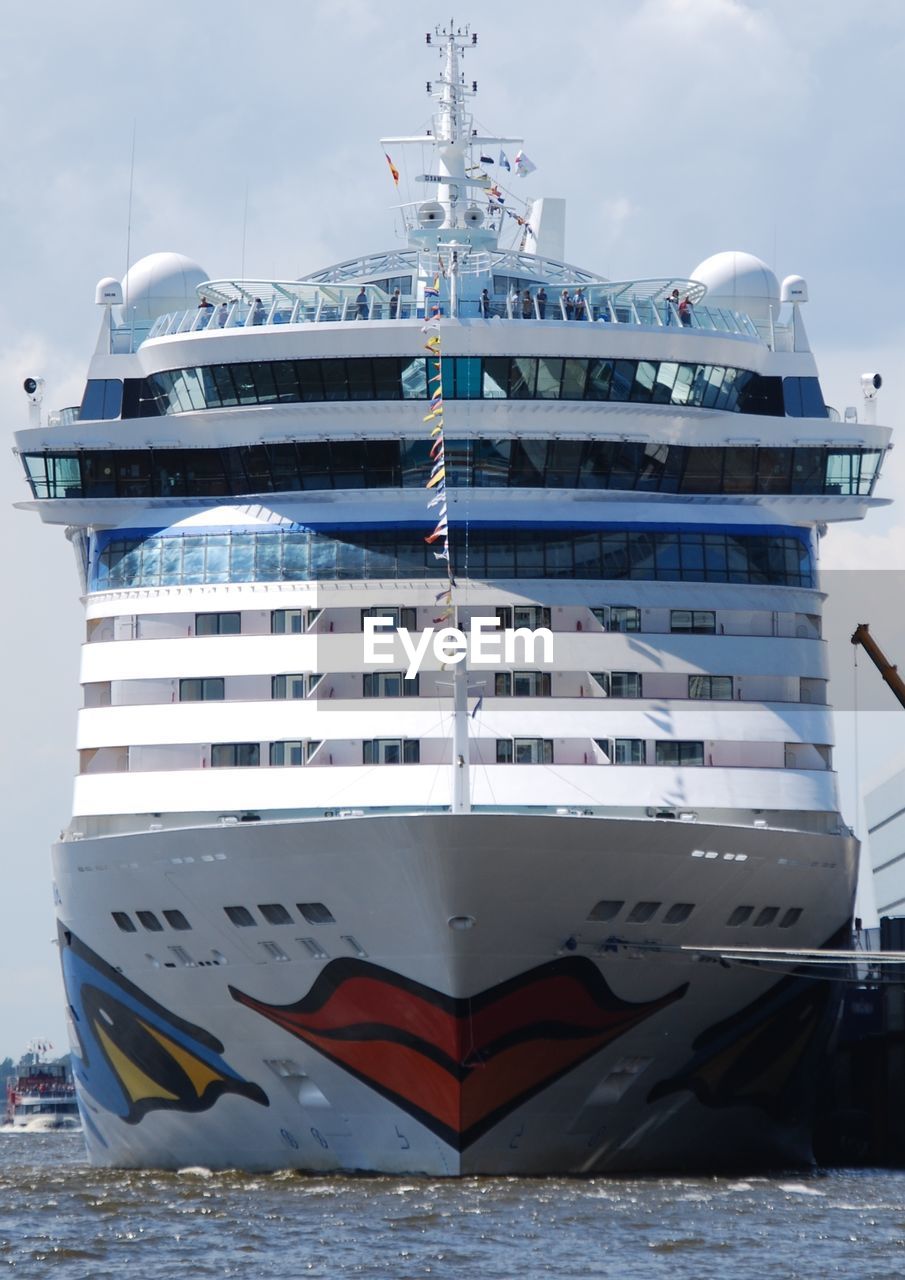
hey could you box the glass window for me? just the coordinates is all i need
[689,675,732,699]
[754,907,779,927]
[780,907,803,928]
[320,360,349,401]
[655,741,704,766]
[259,903,293,925]
[609,360,635,401]
[272,674,306,700]
[496,740,513,763]
[536,357,563,400]
[512,671,550,697]
[513,738,553,764]
[727,906,754,926]
[298,902,335,924]
[196,612,240,636]
[270,741,304,766]
[272,608,303,634]
[136,910,163,932]
[179,678,225,702]
[363,739,419,764]
[225,905,256,927]
[211,743,260,767]
[561,359,587,399]
[627,901,660,923]
[510,357,537,399]
[163,909,191,931]
[400,357,428,399]
[670,610,715,634]
[610,672,642,698]
[614,738,645,764]
[587,900,624,921]
[663,903,694,924]
[610,606,641,633]
[495,672,512,696]
[112,911,136,933]
[586,359,613,400]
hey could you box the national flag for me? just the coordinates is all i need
[385,153,400,186]
[499,150,511,171]
[514,150,536,177]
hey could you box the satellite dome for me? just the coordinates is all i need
[690,250,780,324]
[120,251,209,324]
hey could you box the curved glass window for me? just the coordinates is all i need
[22,442,883,500]
[112,357,791,420]
[90,525,813,592]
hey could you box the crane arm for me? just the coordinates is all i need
[851,623,905,711]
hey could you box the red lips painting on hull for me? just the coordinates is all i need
[230,957,687,1150]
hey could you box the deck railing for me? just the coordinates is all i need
[130,293,764,348]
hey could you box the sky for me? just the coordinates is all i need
[1,0,904,1053]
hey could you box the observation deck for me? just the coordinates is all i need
[104,271,771,356]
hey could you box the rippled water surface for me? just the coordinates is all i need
[1,1132,904,1278]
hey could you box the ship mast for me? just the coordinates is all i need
[434,22,469,227]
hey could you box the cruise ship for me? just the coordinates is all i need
[14,24,891,1173]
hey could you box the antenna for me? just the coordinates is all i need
[124,120,137,312]
[240,181,249,280]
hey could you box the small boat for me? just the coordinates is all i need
[5,1043,80,1131]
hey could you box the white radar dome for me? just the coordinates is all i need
[120,251,209,324]
[95,276,123,306]
[690,250,780,324]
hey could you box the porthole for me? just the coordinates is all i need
[754,906,779,927]
[259,903,293,925]
[298,902,335,925]
[626,901,660,924]
[587,900,624,923]
[663,903,694,925]
[780,907,803,928]
[224,905,256,927]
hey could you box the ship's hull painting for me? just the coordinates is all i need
[230,956,688,1149]
[61,928,268,1124]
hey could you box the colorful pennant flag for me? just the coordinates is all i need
[385,153,400,187]
[514,150,536,177]
[499,150,511,171]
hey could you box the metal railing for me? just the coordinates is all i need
[137,292,764,345]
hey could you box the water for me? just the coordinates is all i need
[1,1133,904,1279]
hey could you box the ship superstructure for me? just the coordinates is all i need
[14,24,891,1172]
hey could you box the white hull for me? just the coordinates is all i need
[56,812,856,1173]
